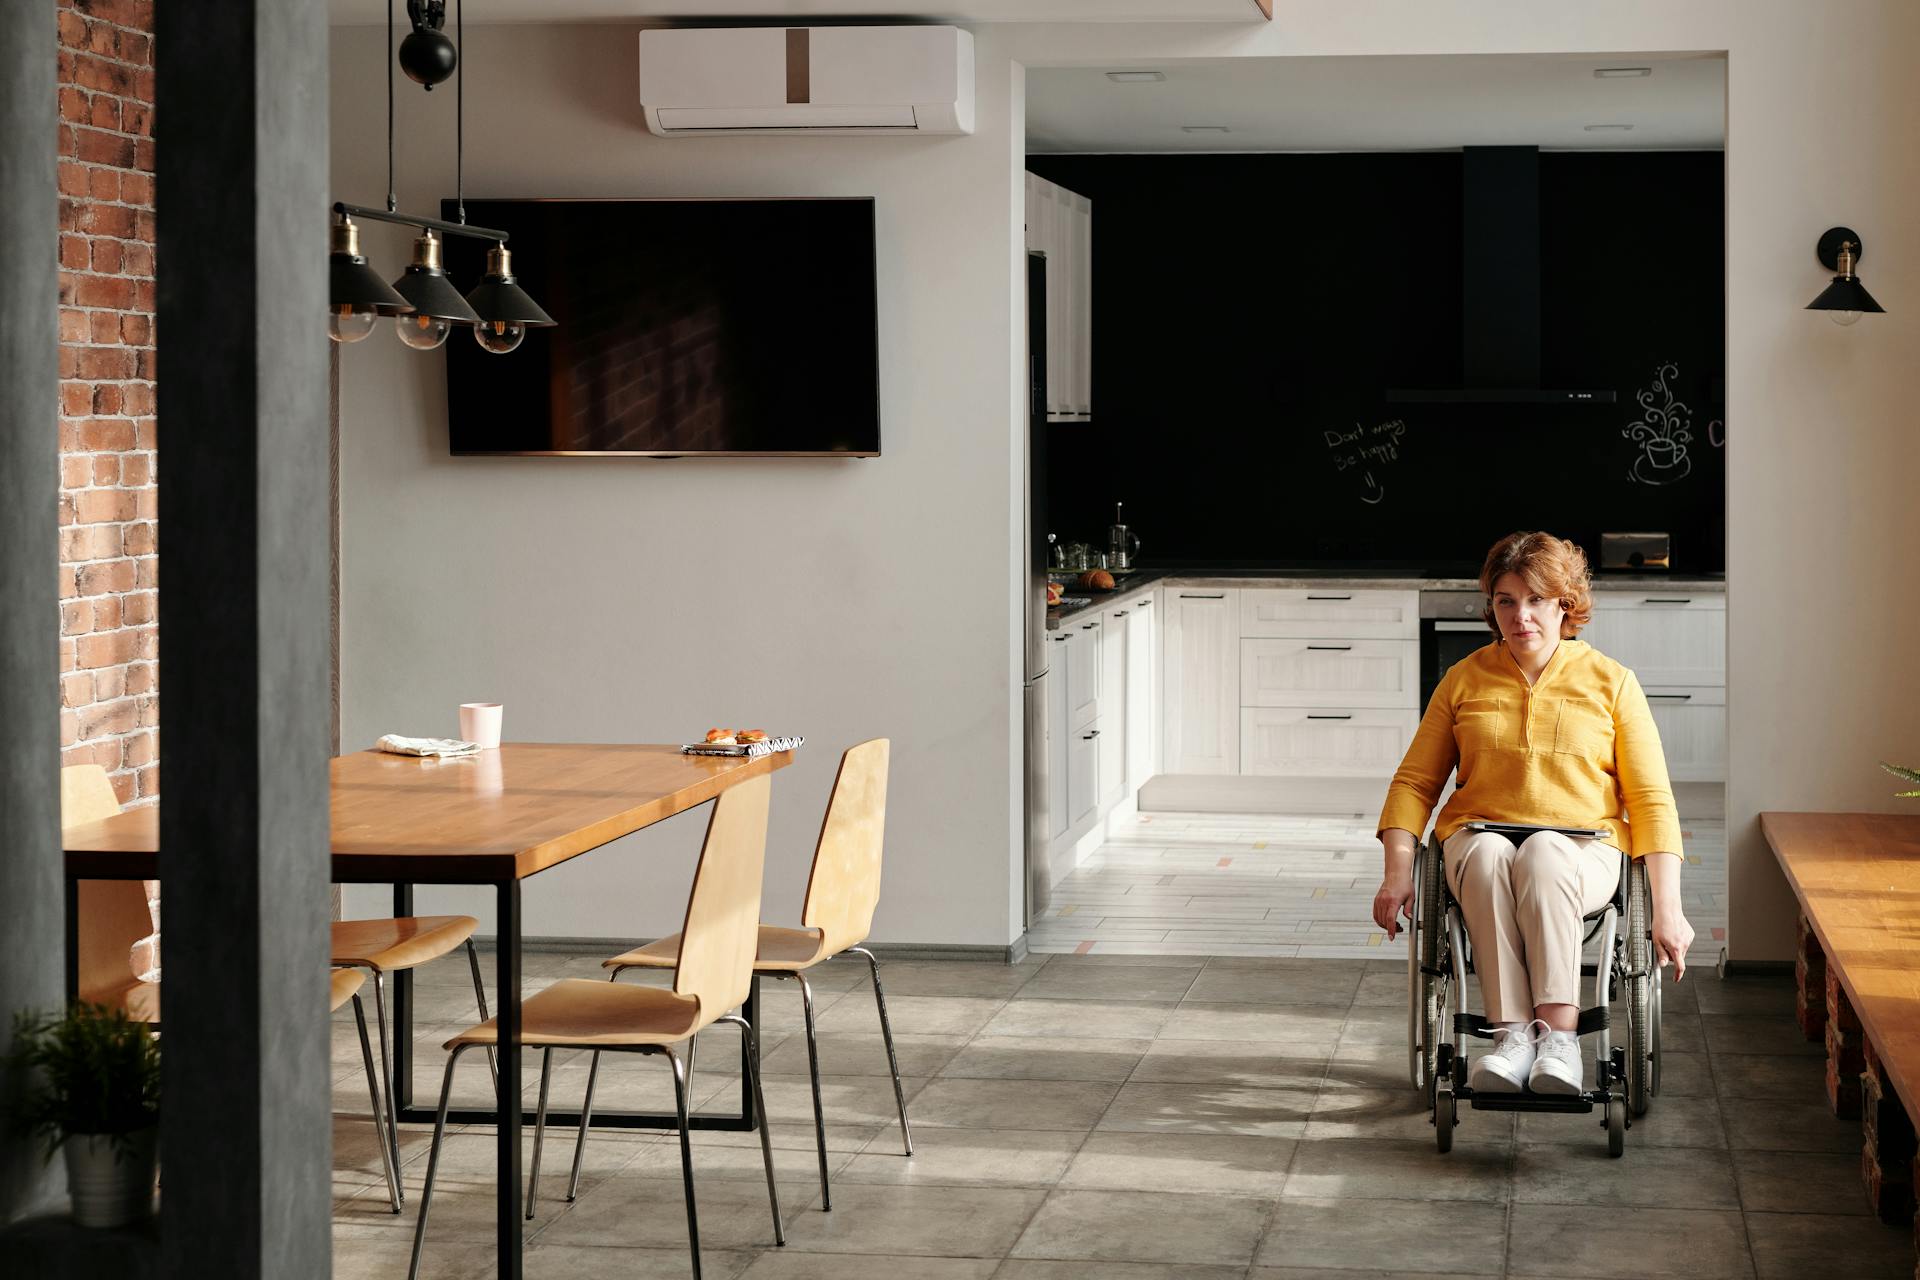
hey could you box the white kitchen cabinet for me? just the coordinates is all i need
[1100,604,1130,807]
[1241,707,1423,778]
[1641,684,1727,783]
[1066,717,1100,833]
[1240,588,1418,640]
[1125,597,1154,791]
[1240,637,1420,709]
[1065,617,1101,730]
[1045,632,1070,842]
[1163,588,1239,774]
[1581,592,1725,688]
[1024,171,1092,422]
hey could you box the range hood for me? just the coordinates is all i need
[1387,146,1615,405]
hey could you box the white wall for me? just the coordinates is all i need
[1008,0,1920,962]
[330,24,1027,946]
[335,2,1920,960]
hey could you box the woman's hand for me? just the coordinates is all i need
[1373,875,1415,940]
[1652,904,1695,982]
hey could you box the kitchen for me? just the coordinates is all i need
[1018,53,1729,960]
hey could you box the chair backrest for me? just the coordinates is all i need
[62,765,153,1008]
[799,738,890,956]
[672,772,773,1021]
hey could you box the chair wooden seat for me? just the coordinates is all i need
[331,915,479,971]
[605,924,830,974]
[330,968,366,1014]
[445,978,703,1050]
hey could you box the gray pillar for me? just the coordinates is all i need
[156,4,333,1275]
[0,0,62,1228]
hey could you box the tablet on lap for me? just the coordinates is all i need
[1464,820,1610,841]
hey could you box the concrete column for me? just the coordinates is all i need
[155,4,333,1275]
[0,0,63,1228]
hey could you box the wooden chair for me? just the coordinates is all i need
[63,764,161,1024]
[330,968,404,1212]
[330,913,498,1197]
[408,773,783,1280]
[602,738,901,1212]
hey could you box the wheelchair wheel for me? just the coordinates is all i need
[1412,840,1446,1103]
[1626,858,1654,1117]
[1606,1094,1626,1157]
[1435,1085,1456,1154]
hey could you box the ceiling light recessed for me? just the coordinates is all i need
[1181,125,1231,135]
[1105,70,1165,83]
[1583,124,1635,132]
[1594,66,1653,78]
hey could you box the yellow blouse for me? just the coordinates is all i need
[1377,638,1683,859]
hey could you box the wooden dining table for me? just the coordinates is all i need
[60,741,794,1278]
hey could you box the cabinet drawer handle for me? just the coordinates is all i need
[1052,634,1069,642]
[1306,714,1354,720]
[1641,597,1692,604]
[1305,595,1353,601]
[1082,730,1100,740]
[1081,623,1099,631]
[1306,644,1353,651]
[1645,693,1694,701]
[1111,609,1128,617]
[1180,593,1225,599]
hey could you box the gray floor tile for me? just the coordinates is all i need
[1159,1003,1346,1047]
[1691,976,1794,1016]
[1650,1050,1716,1096]
[1721,1094,1864,1154]
[1744,1209,1914,1279]
[839,1127,1082,1189]
[778,1183,1047,1257]
[524,1171,807,1252]
[941,1036,1150,1083]
[1731,1148,1874,1216]
[1505,1203,1753,1278]
[1701,1013,1823,1058]
[740,1255,999,1280]
[909,1078,1121,1132]
[980,998,1177,1041]
[1009,1188,1273,1266]
[1255,1195,1508,1271]
[872,960,1045,999]
[1308,1084,1513,1144]
[1132,1039,1332,1090]
[524,1242,758,1279]
[815,995,1007,1038]
[1516,1091,1727,1149]
[1097,1082,1316,1138]
[1284,1138,1510,1203]
[1185,965,1364,1007]
[998,1263,1246,1280]
[1710,1052,1826,1100]
[1016,963,1203,1003]
[1511,1142,1739,1208]
[760,1031,964,1080]
[1254,1270,1497,1280]
[1059,1130,1294,1198]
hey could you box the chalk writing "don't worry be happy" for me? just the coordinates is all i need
[1322,419,1409,505]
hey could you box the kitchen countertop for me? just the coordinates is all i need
[1045,567,1726,629]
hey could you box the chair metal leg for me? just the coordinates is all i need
[719,1014,785,1247]
[464,938,501,1093]
[369,970,405,1200]
[848,946,913,1156]
[525,1047,553,1220]
[793,970,832,1210]
[665,1045,703,1280]
[566,1049,601,1202]
[353,992,402,1213]
[406,1047,467,1280]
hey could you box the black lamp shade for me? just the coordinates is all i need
[466,275,555,327]
[393,264,481,325]
[1806,275,1885,315]
[330,255,412,315]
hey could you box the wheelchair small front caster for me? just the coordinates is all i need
[1435,1086,1456,1153]
[1606,1095,1625,1157]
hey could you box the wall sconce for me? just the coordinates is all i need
[1806,226,1884,325]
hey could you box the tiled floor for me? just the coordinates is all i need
[1029,795,1728,960]
[330,951,1909,1279]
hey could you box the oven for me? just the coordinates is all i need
[1419,590,1491,712]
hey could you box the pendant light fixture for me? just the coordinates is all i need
[327,0,553,351]
[1805,226,1885,326]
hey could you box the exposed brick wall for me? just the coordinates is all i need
[55,0,157,806]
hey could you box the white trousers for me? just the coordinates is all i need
[1442,828,1621,1023]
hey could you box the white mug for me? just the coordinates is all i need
[459,702,503,750]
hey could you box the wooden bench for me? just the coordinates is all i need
[1763,812,1920,1228]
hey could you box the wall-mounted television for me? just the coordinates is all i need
[442,197,880,457]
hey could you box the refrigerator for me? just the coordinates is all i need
[1023,251,1051,928]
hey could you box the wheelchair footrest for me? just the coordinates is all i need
[1460,1087,1608,1114]
[1453,1008,1611,1037]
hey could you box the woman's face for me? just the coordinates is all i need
[1490,572,1565,659]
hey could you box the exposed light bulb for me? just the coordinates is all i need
[328,306,378,344]
[1830,310,1864,327]
[474,319,526,354]
[397,312,453,350]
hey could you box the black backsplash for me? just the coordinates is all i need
[1026,151,1725,573]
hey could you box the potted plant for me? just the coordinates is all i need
[1882,762,1920,798]
[8,1002,160,1227]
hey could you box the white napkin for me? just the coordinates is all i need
[377,734,480,758]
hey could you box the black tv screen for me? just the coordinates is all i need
[442,197,879,456]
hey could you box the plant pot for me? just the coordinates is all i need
[64,1127,158,1228]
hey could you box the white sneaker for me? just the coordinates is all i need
[1529,1030,1584,1094]
[1469,1020,1546,1093]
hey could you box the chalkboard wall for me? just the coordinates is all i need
[1025,151,1726,573]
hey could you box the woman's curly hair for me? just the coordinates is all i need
[1478,531,1593,639]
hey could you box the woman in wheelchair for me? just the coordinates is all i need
[1370,531,1694,1096]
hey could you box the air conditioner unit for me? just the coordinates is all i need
[638,25,975,137]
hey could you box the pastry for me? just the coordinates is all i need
[737,729,768,743]
[705,728,737,744]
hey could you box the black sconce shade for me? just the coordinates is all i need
[1806,225,1885,317]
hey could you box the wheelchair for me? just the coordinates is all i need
[1404,830,1661,1157]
